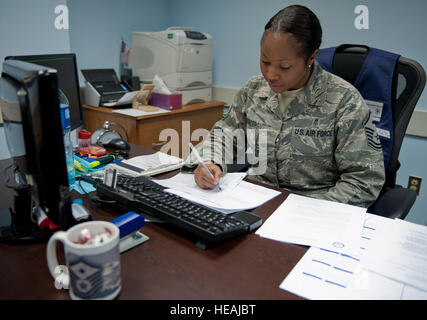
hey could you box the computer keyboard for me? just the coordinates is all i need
[79,174,262,249]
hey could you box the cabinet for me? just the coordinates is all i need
[82,101,225,159]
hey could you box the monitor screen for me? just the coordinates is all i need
[0,59,74,241]
[5,53,83,130]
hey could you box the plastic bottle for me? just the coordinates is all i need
[58,89,76,191]
[78,129,92,149]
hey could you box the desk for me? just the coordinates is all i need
[0,145,306,300]
[82,101,225,159]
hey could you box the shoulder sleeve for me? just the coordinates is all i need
[316,88,385,208]
[186,79,254,173]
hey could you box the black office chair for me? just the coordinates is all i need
[327,44,426,219]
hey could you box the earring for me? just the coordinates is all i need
[308,64,312,68]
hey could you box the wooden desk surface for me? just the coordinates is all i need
[0,145,306,300]
[82,100,226,121]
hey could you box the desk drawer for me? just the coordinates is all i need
[136,115,213,159]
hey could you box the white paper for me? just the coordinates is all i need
[280,214,427,300]
[107,152,184,177]
[361,218,427,291]
[112,107,170,117]
[280,246,362,300]
[155,172,246,194]
[154,173,281,213]
[256,194,366,256]
[103,91,139,107]
[280,247,427,300]
[116,91,140,105]
[126,152,183,168]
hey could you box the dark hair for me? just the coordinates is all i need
[264,5,322,59]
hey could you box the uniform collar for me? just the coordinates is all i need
[299,60,328,107]
[254,61,326,118]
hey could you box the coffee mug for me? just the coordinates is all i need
[46,221,121,300]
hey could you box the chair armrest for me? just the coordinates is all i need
[367,186,417,219]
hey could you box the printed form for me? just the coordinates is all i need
[280,214,427,299]
[108,152,184,177]
[360,218,427,292]
[255,194,366,256]
[154,172,280,213]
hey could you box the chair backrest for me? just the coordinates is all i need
[325,44,426,190]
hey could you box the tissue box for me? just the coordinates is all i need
[149,92,182,110]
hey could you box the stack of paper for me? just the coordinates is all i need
[279,214,427,299]
[360,218,427,295]
[154,172,281,214]
[260,194,427,299]
[103,91,139,107]
[112,107,170,117]
[107,152,184,177]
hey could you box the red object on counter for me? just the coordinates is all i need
[79,145,106,157]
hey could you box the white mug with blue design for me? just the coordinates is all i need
[46,221,121,300]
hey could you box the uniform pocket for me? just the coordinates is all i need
[291,127,334,157]
[289,127,336,188]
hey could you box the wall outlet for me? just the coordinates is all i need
[408,176,422,195]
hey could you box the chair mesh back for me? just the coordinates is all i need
[389,58,426,185]
[330,45,426,189]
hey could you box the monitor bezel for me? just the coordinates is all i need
[1,59,73,230]
[5,53,83,130]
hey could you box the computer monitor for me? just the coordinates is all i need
[5,53,83,130]
[0,59,75,242]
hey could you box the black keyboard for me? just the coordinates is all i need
[80,175,262,249]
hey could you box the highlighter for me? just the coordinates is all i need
[90,154,116,168]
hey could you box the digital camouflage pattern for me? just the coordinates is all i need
[199,61,385,208]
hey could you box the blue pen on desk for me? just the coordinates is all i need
[189,142,221,191]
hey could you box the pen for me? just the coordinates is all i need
[189,142,221,191]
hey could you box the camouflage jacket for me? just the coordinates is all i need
[199,61,385,208]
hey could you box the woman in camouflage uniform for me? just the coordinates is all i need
[192,5,385,208]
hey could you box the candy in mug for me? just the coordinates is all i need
[46,221,121,300]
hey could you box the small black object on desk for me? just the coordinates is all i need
[102,138,130,150]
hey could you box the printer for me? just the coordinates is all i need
[128,27,212,104]
[81,69,128,107]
